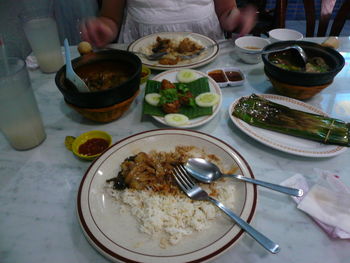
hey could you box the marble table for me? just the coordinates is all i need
[1,37,349,263]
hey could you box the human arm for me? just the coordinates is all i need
[214,0,257,36]
[80,0,126,47]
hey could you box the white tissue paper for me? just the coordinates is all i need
[281,169,350,239]
[25,55,39,70]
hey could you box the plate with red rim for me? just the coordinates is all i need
[127,32,219,70]
[148,69,222,128]
[229,94,347,157]
[77,129,257,263]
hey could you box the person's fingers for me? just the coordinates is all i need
[80,20,93,44]
[94,22,115,47]
[79,18,114,47]
[85,19,105,47]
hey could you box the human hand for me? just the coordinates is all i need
[225,5,257,36]
[80,17,118,48]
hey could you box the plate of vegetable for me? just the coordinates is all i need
[143,69,222,128]
[229,94,348,157]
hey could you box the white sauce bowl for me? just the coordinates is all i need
[234,36,270,64]
[269,28,303,43]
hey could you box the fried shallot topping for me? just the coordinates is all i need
[107,146,197,195]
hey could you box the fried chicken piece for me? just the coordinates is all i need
[160,79,176,90]
[159,79,180,113]
[162,100,181,113]
[153,37,171,53]
[179,91,193,106]
[177,38,203,53]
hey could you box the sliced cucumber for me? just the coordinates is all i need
[164,113,189,126]
[176,69,198,83]
[145,93,161,106]
[195,92,220,107]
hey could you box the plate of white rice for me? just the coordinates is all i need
[127,32,219,70]
[77,129,257,263]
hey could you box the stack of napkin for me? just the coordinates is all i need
[25,55,39,70]
[281,169,350,239]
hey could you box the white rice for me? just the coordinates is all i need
[106,178,237,247]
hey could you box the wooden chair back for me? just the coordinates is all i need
[225,0,287,38]
[303,0,350,36]
[251,0,287,36]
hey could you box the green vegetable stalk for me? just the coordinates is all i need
[232,94,349,146]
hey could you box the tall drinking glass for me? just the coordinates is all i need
[20,5,64,73]
[0,57,46,150]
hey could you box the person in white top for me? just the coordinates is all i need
[81,0,257,46]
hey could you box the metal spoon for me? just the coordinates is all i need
[101,46,167,61]
[63,39,89,93]
[185,158,303,197]
[131,51,168,61]
[261,45,307,66]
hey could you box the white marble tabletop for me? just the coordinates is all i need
[1,37,350,263]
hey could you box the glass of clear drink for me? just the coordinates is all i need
[20,5,64,73]
[0,57,46,150]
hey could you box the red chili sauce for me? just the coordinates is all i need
[208,70,227,83]
[78,138,109,156]
[225,71,243,82]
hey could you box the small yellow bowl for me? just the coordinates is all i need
[71,130,112,160]
[141,65,151,84]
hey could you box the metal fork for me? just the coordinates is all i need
[132,51,168,61]
[172,165,280,254]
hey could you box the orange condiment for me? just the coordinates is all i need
[225,71,243,82]
[78,138,109,156]
[208,70,227,83]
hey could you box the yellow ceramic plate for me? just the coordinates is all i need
[70,131,112,161]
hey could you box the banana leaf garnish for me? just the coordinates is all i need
[232,94,349,146]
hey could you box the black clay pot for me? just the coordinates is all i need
[55,49,142,108]
[262,41,345,87]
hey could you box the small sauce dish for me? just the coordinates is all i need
[234,36,270,64]
[207,67,245,87]
[141,65,151,84]
[66,130,112,160]
[268,28,303,43]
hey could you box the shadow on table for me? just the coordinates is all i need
[58,99,99,125]
[58,98,139,126]
[245,67,276,94]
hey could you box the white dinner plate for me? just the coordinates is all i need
[77,129,257,263]
[127,32,219,70]
[147,69,222,128]
[229,94,347,157]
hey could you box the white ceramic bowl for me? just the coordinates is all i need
[234,36,270,64]
[268,28,303,42]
